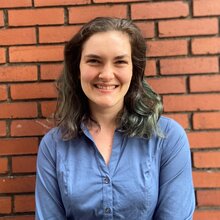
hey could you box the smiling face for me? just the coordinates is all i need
[79,31,133,114]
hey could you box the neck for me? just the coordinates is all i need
[89,104,122,131]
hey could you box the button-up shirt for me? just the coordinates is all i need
[35,116,195,220]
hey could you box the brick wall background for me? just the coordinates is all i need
[0,0,219,219]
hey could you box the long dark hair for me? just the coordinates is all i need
[55,17,163,139]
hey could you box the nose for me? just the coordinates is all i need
[99,63,114,81]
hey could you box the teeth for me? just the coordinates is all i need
[96,85,116,90]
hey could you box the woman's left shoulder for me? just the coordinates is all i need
[158,116,187,138]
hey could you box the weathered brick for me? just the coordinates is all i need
[147,77,186,94]
[0,0,31,8]
[12,156,36,173]
[0,102,37,119]
[188,131,220,149]
[0,176,35,193]
[40,63,63,80]
[163,94,220,112]
[159,18,218,37]
[11,119,53,136]
[194,0,220,16]
[0,48,6,64]
[160,57,219,75]
[41,101,56,118]
[194,151,220,168]
[0,65,37,82]
[147,39,187,57]
[14,195,35,213]
[0,157,8,174]
[197,190,220,206]
[131,1,188,20]
[0,138,38,156]
[192,37,220,55]
[0,197,11,214]
[0,28,36,45]
[39,26,81,43]
[193,112,220,129]
[9,45,64,63]
[8,8,64,26]
[10,83,57,100]
[69,5,127,24]
[134,22,155,39]
[35,0,90,6]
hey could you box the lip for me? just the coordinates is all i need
[93,83,119,93]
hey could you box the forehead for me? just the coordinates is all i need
[81,31,131,56]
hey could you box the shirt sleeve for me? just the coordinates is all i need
[35,131,67,220]
[153,119,195,220]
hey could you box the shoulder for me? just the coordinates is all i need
[38,127,63,156]
[158,116,186,137]
[157,116,190,157]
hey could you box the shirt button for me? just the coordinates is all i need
[105,207,111,214]
[103,176,110,184]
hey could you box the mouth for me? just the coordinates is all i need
[94,84,119,90]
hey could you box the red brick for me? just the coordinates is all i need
[197,190,220,206]
[147,77,186,94]
[0,121,6,137]
[9,45,64,63]
[41,101,56,118]
[0,85,7,101]
[194,0,220,16]
[160,57,219,75]
[40,63,63,80]
[11,83,57,100]
[0,216,34,220]
[194,151,220,168]
[163,94,220,112]
[193,171,220,188]
[0,66,37,82]
[39,26,81,43]
[147,39,187,57]
[163,113,189,129]
[8,8,64,26]
[192,37,220,55]
[94,0,140,2]
[0,0,31,8]
[35,0,90,6]
[194,210,220,220]
[69,5,127,24]
[188,131,220,149]
[134,22,154,39]
[12,156,36,173]
[190,75,220,92]
[0,28,36,45]
[0,176,35,193]
[193,112,220,129]
[145,60,156,76]
[0,11,4,26]
[0,138,38,156]
[11,119,53,136]
[14,195,35,213]
[131,1,188,20]
[159,18,218,37]
[0,157,8,174]
[0,48,6,64]
[0,197,11,214]
[0,102,37,119]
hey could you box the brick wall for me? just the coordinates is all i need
[0,0,219,219]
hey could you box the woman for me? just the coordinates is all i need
[35,17,195,219]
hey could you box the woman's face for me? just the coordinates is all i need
[79,31,133,113]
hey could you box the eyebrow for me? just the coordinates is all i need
[84,54,130,59]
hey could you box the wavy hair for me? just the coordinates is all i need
[55,17,163,139]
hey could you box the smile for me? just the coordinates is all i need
[94,84,118,90]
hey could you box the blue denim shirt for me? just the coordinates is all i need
[35,116,195,220]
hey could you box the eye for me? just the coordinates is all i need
[87,59,100,64]
[115,60,128,65]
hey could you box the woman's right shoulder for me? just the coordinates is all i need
[39,127,63,151]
